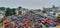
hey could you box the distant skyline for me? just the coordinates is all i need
[0,0,60,9]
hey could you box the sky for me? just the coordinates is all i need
[0,0,60,9]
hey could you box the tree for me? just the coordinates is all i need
[0,7,5,10]
[18,11,22,15]
[5,8,12,16]
[37,9,41,11]
[30,11,35,14]
[11,8,16,14]
[5,8,17,16]
[18,6,22,10]
[42,10,46,13]
[18,6,22,14]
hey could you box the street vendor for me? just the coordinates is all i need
[23,19,31,28]
[41,17,46,25]
[46,19,55,27]
[54,20,58,26]
[23,19,31,25]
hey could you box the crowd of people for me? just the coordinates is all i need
[3,13,59,28]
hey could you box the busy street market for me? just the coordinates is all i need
[2,13,60,28]
[0,0,60,28]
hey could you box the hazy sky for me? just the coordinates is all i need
[0,0,60,9]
